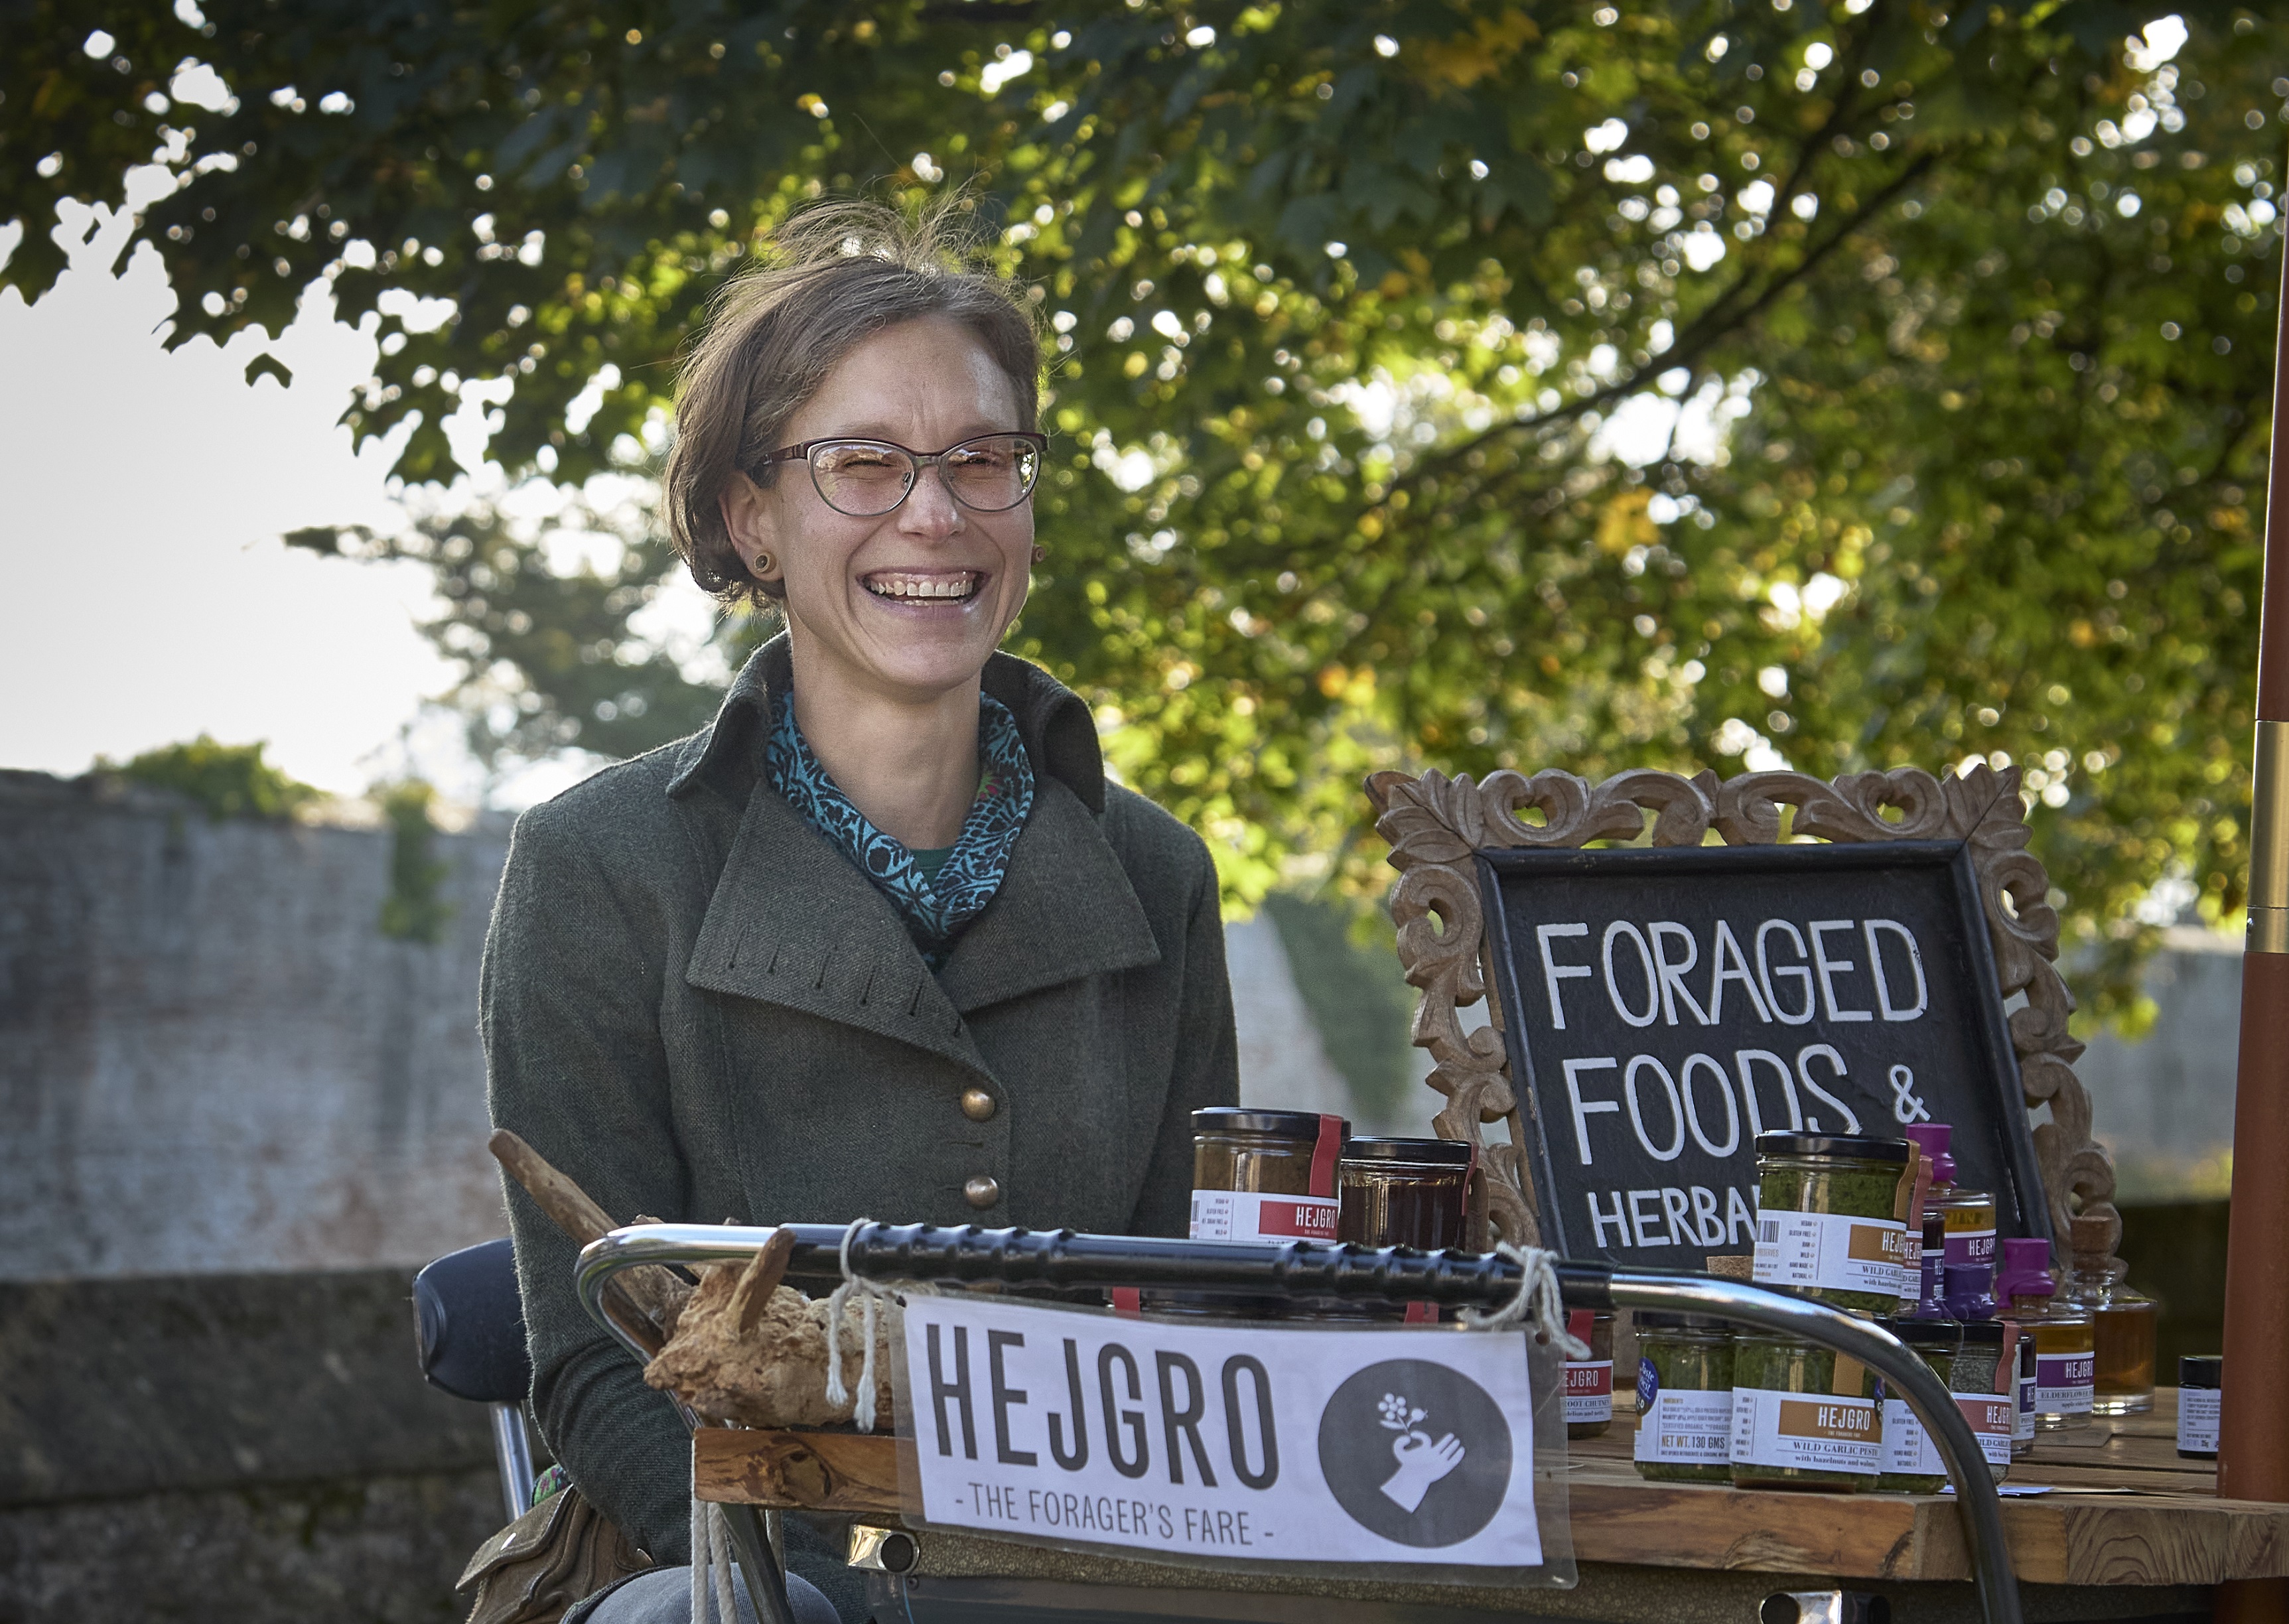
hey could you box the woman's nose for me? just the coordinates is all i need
[898,462,965,534]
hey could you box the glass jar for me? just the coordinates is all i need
[2015,1302,2093,1432]
[1562,1310,1616,1439]
[1337,1137,1472,1250]
[1875,1317,1963,1493]
[1752,1132,1915,1314]
[1949,1320,2014,1483]
[2178,1355,2221,1460]
[1188,1108,1346,1243]
[1730,1316,1884,1492]
[1633,1312,1734,1483]
[2011,1329,2038,1457]
[2064,1215,2158,1416]
[1940,1188,2000,1270]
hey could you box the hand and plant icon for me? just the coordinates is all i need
[1375,1390,1466,1513]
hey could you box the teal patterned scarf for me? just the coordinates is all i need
[766,691,1035,968]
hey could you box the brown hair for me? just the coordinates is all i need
[663,198,1042,604]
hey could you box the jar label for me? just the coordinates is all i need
[1942,1227,1998,1268]
[1898,1233,1923,1306]
[1880,1398,1942,1478]
[1959,1395,2018,1467]
[1880,1394,2014,1477]
[2179,1387,2221,1454]
[1188,1188,1338,1243]
[1563,1359,1613,1424]
[2035,1352,2095,1413]
[1730,1387,1882,1475]
[1754,1209,1907,1299]
[2015,1372,2036,1440]
[1635,1388,1734,1464]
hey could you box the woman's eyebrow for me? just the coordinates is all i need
[819,420,1016,445]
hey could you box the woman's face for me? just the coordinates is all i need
[721,317,1035,706]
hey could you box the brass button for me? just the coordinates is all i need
[964,1174,1001,1209]
[960,1087,997,1122]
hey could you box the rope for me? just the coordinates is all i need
[1459,1241,1589,1358]
[690,1497,730,1624]
[822,1217,929,1434]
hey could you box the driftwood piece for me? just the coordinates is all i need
[486,1128,693,1349]
[644,1261,896,1431]
[730,1229,796,1334]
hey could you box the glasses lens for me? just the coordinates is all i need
[810,442,916,516]
[941,435,1040,513]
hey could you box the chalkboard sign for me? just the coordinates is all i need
[1475,840,2049,1272]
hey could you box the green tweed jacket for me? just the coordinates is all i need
[482,636,1239,1573]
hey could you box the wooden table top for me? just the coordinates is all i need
[693,1387,2289,1586]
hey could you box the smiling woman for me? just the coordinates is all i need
[484,200,1239,1624]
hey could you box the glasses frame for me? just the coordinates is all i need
[750,431,1049,517]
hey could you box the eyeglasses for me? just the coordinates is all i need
[750,432,1047,517]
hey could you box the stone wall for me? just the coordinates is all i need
[0,769,512,1280]
[0,1266,501,1624]
[0,772,516,1622]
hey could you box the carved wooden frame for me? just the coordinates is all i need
[1364,763,2118,1264]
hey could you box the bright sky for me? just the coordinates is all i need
[0,182,484,802]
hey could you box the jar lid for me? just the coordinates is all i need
[1192,1107,1346,1140]
[1635,1310,1734,1332]
[1753,1130,1912,1164]
[1957,1319,2006,1345]
[2180,1354,2223,1389]
[1339,1136,1474,1165]
[1879,1316,1965,1349]
[1902,1123,1956,1185]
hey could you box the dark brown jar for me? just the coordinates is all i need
[1561,1310,1617,1439]
[1337,1137,1473,1250]
[1189,1107,1346,1243]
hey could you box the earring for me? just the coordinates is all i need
[1030,544,1047,565]
[754,551,775,578]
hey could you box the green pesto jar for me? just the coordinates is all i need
[1729,1318,1884,1493]
[1752,1132,1915,1316]
[1632,1312,1734,1483]
[1874,1317,1963,1494]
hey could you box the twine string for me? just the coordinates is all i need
[1458,1241,1589,1358]
[821,1217,929,1433]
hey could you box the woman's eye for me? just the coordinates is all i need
[824,448,898,472]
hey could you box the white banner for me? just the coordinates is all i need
[898,1296,1545,1569]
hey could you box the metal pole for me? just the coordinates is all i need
[488,1402,535,1524]
[2214,137,2289,1624]
[577,1226,2020,1624]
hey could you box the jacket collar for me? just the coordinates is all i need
[666,634,1107,815]
[678,636,1156,1063]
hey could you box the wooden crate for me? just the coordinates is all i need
[693,1388,2289,1586]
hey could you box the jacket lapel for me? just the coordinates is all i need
[934,774,1163,1014]
[685,778,989,1075]
[675,633,1158,1053]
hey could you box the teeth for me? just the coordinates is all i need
[867,572,979,602]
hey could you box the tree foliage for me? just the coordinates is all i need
[95,734,322,821]
[9,0,2286,1024]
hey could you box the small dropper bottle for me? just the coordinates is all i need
[1999,1237,2093,1432]
[2064,1213,2158,1416]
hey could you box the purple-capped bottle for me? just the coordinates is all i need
[1999,1237,2093,1433]
[1944,1260,1997,1321]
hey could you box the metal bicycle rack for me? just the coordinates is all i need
[578,1223,2023,1624]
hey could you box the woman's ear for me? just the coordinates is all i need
[719,472,784,588]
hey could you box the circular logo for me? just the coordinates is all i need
[1315,1359,1514,1548]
